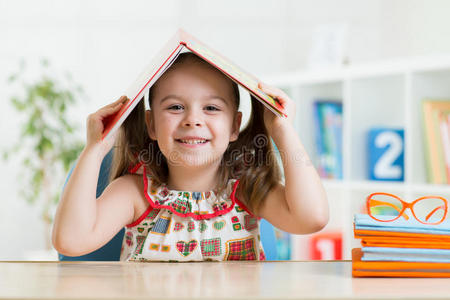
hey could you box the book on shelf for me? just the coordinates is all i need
[273,227,291,260]
[422,100,450,184]
[102,28,287,140]
[313,100,343,179]
[439,111,450,183]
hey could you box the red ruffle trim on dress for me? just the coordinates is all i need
[142,166,239,220]
[126,162,259,223]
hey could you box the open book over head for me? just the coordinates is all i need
[102,28,287,140]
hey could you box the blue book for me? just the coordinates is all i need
[313,102,326,177]
[274,228,291,260]
[321,103,335,177]
[313,100,343,179]
[354,213,450,235]
[362,246,450,262]
[330,102,343,179]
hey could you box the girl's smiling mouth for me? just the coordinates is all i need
[175,136,210,147]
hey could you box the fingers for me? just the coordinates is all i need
[87,96,128,130]
[96,96,129,117]
[98,96,128,111]
[258,82,289,108]
[115,95,129,105]
[85,96,129,150]
[258,82,288,100]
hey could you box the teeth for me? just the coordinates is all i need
[179,139,207,144]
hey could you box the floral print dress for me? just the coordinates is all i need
[120,163,266,262]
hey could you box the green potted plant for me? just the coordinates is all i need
[4,59,85,258]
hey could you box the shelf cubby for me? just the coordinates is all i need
[265,56,450,260]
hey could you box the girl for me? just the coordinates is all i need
[52,52,329,261]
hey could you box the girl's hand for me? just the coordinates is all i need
[258,82,296,135]
[86,96,128,156]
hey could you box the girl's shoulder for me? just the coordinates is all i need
[110,173,148,222]
[118,173,143,185]
[108,174,145,200]
[233,180,285,220]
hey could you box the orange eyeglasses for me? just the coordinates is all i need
[366,192,448,225]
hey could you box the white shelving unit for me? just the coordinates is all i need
[265,55,450,260]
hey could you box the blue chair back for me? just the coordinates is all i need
[59,150,278,260]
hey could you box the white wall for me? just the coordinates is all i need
[1,0,450,259]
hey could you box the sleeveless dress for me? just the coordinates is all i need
[120,163,266,262]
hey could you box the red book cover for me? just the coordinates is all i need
[102,28,287,140]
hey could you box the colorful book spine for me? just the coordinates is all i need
[313,100,343,179]
[440,112,450,183]
[422,100,450,184]
[313,101,326,177]
[328,103,343,178]
[273,228,291,260]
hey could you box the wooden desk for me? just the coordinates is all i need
[1,260,450,299]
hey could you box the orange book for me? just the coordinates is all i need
[360,236,450,249]
[354,228,450,241]
[102,28,287,140]
[352,248,450,277]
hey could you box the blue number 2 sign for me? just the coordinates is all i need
[368,128,404,181]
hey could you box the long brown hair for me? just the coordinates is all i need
[110,52,282,215]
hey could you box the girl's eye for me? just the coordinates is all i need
[168,105,183,111]
[205,106,220,111]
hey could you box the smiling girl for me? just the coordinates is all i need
[52,52,329,261]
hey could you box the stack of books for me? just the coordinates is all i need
[352,213,450,277]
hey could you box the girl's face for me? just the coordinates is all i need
[146,59,242,169]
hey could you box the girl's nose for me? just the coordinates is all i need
[182,111,203,127]
[183,120,202,127]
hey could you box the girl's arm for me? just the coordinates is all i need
[256,83,329,234]
[52,96,137,256]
